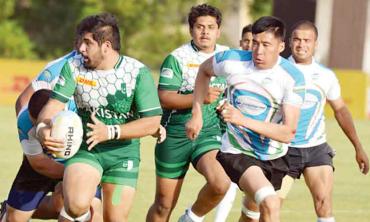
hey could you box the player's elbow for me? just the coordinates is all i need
[282,128,297,143]
[147,116,161,135]
[29,159,48,174]
[15,96,23,116]
[158,90,175,110]
[158,98,172,110]
[276,127,296,144]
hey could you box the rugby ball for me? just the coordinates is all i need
[51,110,83,159]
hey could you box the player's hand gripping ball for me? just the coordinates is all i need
[51,111,83,159]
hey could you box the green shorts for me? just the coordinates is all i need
[66,146,140,188]
[155,127,221,179]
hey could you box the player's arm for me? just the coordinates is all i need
[15,83,34,116]
[158,54,221,110]
[159,88,222,110]
[86,67,162,150]
[328,98,369,174]
[36,98,66,151]
[186,57,215,140]
[19,123,64,179]
[86,113,161,150]
[26,153,64,179]
[219,102,300,143]
[37,62,76,151]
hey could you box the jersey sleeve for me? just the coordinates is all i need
[213,50,252,77]
[280,61,306,107]
[32,70,53,91]
[326,71,341,101]
[17,111,43,156]
[158,54,183,91]
[20,128,43,156]
[135,67,163,117]
[50,62,76,103]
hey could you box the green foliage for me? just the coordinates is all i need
[249,0,273,20]
[1,0,229,68]
[0,0,15,21]
[13,0,89,59]
[0,20,36,59]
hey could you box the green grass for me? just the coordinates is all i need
[1,105,369,221]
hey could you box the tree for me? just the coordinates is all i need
[249,0,273,20]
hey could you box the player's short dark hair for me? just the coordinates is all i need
[252,16,286,41]
[291,20,318,40]
[241,24,252,38]
[29,89,52,120]
[188,4,222,29]
[76,13,120,52]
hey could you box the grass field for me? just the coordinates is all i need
[0,105,369,222]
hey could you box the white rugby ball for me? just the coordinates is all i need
[51,110,83,159]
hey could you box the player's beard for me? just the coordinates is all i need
[83,51,104,69]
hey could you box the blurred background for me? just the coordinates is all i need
[0,0,370,221]
[1,0,370,118]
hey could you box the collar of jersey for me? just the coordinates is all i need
[288,55,316,66]
[114,55,124,69]
[190,40,217,54]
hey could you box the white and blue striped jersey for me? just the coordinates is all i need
[32,51,78,91]
[213,50,305,160]
[289,56,340,147]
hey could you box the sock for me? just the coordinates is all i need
[214,182,238,222]
[317,217,335,222]
[187,207,204,222]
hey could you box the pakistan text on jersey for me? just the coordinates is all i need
[82,107,135,120]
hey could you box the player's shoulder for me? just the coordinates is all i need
[66,52,84,68]
[37,51,78,81]
[214,49,252,64]
[215,44,230,52]
[119,55,146,70]
[313,60,336,76]
[278,56,305,85]
[170,42,196,58]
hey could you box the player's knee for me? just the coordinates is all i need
[255,186,279,214]
[60,207,91,222]
[241,205,260,221]
[153,197,176,216]
[260,195,279,214]
[208,177,231,196]
[313,192,331,213]
[65,199,91,218]
[5,206,33,222]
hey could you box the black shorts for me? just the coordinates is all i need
[287,143,335,179]
[7,156,60,211]
[7,156,102,211]
[10,156,60,192]
[216,151,289,190]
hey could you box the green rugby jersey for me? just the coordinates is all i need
[51,54,162,158]
[158,41,229,131]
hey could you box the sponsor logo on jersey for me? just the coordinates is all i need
[187,63,200,68]
[160,68,174,79]
[76,76,97,87]
[123,160,134,171]
[235,95,267,116]
[40,70,52,81]
[57,76,65,87]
